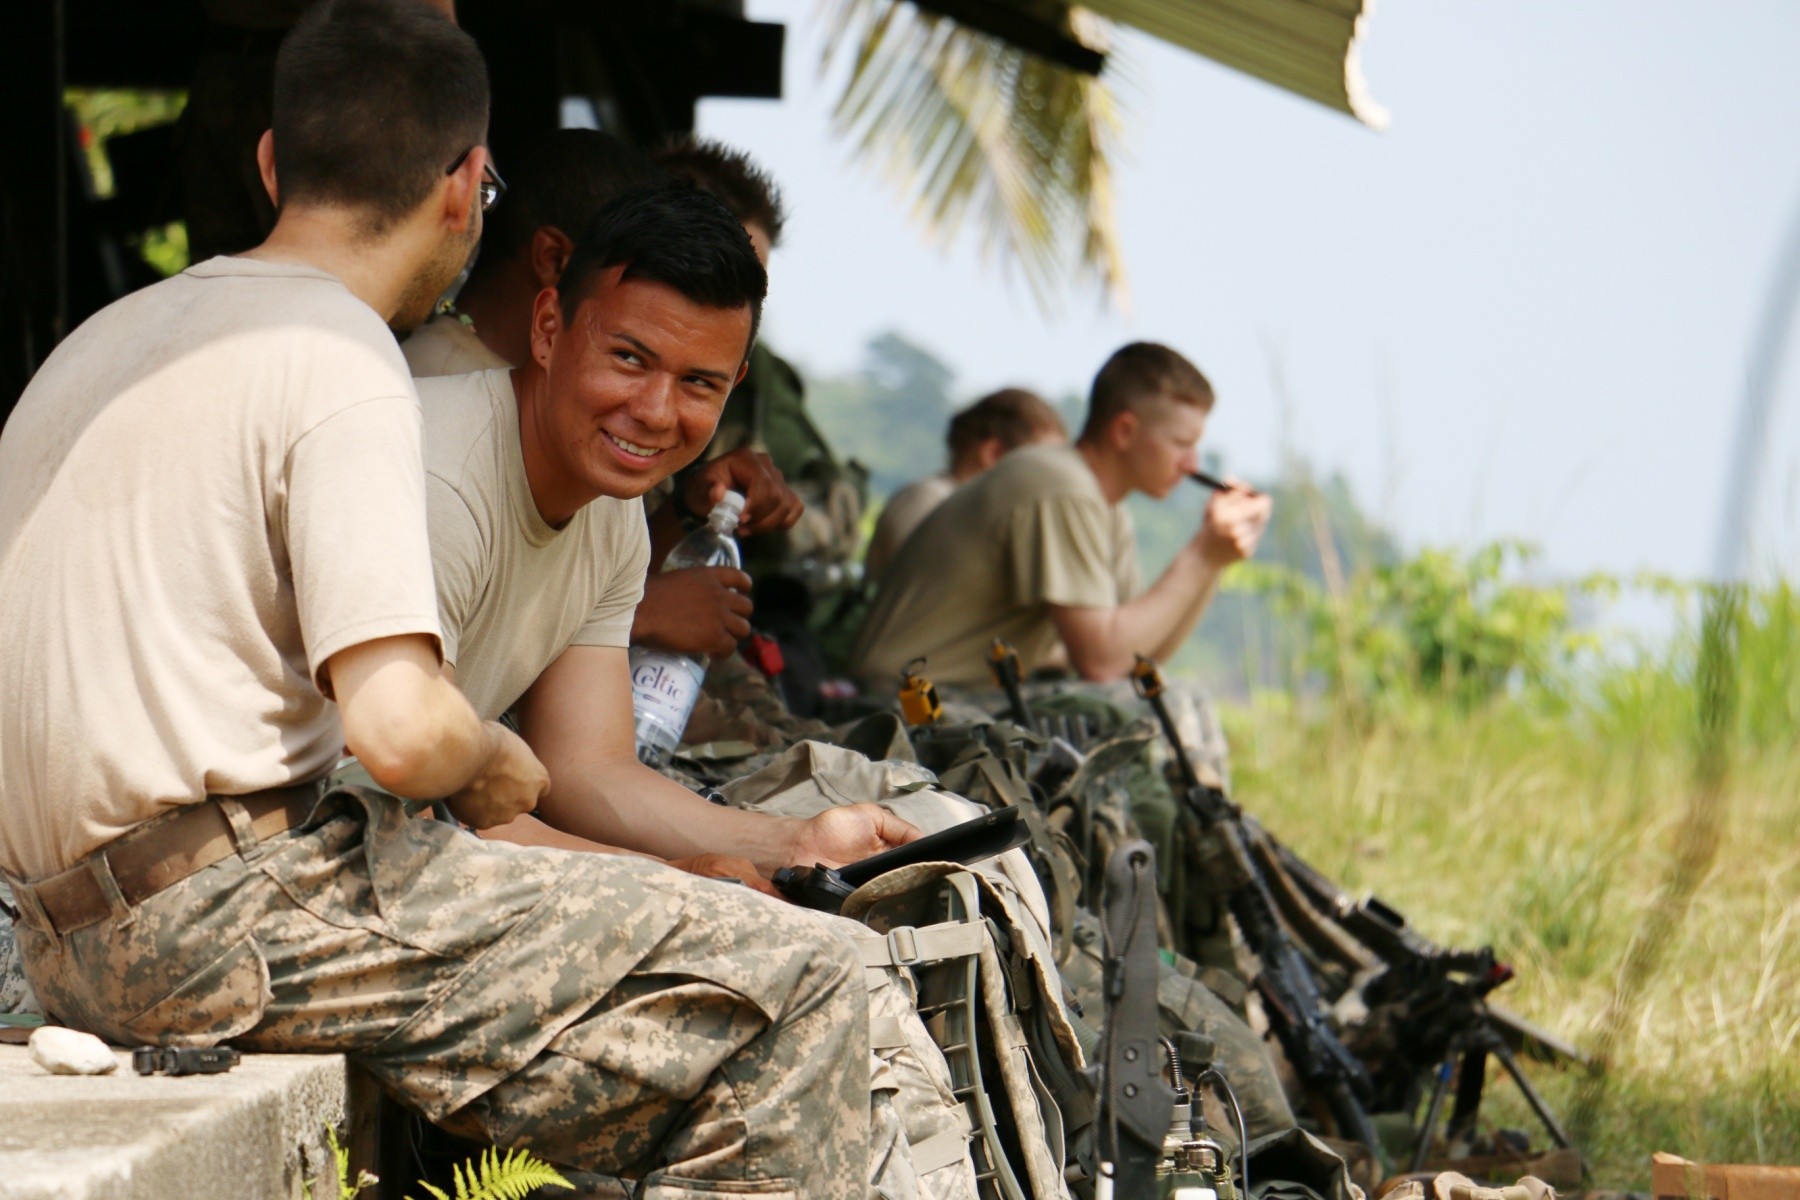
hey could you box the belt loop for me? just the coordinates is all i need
[88,855,136,927]
[4,877,56,941]
[217,796,266,863]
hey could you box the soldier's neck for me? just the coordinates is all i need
[1075,439,1132,505]
[453,263,536,369]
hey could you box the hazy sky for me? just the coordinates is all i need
[695,0,1800,583]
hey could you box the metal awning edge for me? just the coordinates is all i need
[1084,0,1389,129]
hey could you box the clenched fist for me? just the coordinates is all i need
[1195,482,1273,568]
[632,566,754,659]
[683,448,806,536]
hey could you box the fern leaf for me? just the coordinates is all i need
[414,1145,573,1200]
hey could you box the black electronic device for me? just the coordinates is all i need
[131,1045,242,1076]
[773,805,1031,912]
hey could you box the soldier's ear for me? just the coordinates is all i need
[1109,408,1139,452]
[530,227,575,288]
[529,286,565,369]
[256,130,279,207]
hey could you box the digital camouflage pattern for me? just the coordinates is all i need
[11,786,868,1196]
[681,653,828,755]
[0,885,38,1014]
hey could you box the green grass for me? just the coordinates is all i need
[1217,651,1800,1188]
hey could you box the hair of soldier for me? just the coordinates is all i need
[947,388,1067,460]
[557,182,768,359]
[271,0,489,236]
[1078,342,1215,442]
[467,129,667,281]
[652,136,787,247]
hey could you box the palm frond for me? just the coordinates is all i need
[820,0,1129,308]
[406,1146,572,1200]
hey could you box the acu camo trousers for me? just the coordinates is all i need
[13,787,870,1198]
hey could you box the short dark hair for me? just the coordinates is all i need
[471,130,667,275]
[947,388,1066,459]
[1080,342,1215,441]
[272,0,489,233]
[558,183,768,358]
[652,137,786,246]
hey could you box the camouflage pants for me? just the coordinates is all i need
[12,787,869,1197]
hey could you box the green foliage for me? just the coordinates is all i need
[65,89,191,278]
[808,332,959,495]
[1586,577,1800,755]
[1220,576,1800,1187]
[406,1146,572,1200]
[1232,540,1604,711]
[306,1125,374,1200]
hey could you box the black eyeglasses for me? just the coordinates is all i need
[445,147,506,212]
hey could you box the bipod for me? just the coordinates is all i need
[1410,1021,1579,1173]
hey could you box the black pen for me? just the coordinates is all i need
[1189,470,1258,495]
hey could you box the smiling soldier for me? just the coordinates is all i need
[416,181,918,887]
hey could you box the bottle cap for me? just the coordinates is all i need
[709,491,746,527]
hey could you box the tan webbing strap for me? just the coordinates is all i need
[868,1015,910,1051]
[853,921,987,970]
[909,1127,975,1176]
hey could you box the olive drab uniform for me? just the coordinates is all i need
[705,344,867,603]
[698,343,868,707]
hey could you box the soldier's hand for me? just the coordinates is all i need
[684,449,806,536]
[667,852,784,899]
[1196,482,1273,568]
[446,721,549,829]
[632,567,754,659]
[786,803,922,870]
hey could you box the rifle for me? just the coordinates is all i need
[1129,656,1583,1173]
[1267,841,1582,1169]
[987,639,1034,729]
[1129,657,1385,1165]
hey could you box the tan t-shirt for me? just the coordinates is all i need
[866,472,957,582]
[0,257,442,881]
[419,369,650,722]
[852,444,1139,688]
[402,311,511,378]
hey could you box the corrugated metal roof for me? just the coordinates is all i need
[1084,0,1388,128]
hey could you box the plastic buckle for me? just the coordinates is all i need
[885,926,923,967]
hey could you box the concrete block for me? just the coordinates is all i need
[0,1045,349,1200]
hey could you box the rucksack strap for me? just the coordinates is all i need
[852,920,987,969]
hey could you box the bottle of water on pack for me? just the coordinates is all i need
[630,490,746,766]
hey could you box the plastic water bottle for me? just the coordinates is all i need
[630,491,746,766]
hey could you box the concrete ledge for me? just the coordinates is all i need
[0,1045,349,1200]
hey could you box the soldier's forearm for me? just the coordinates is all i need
[536,760,804,874]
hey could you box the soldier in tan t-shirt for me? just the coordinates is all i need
[415,186,916,884]
[402,129,797,667]
[0,7,874,1193]
[865,386,1067,582]
[853,342,1274,689]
